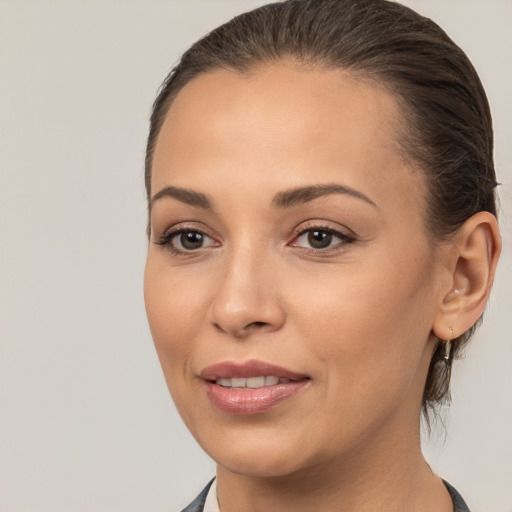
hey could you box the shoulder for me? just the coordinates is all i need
[443,480,471,512]
[180,479,214,512]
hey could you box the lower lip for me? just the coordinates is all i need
[204,380,309,415]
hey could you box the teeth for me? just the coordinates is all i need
[231,377,246,388]
[246,376,265,388]
[215,376,288,388]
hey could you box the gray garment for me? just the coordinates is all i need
[180,479,213,512]
[443,480,471,512]
[180,478,470,512]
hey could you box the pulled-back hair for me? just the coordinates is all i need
[145,0,498,418]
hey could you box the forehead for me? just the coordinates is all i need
[151,62,424,212]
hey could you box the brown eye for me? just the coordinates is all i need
[179,231,205,250]
[155,228,218,254]
[307,230,333,249]
[291,226,355,252]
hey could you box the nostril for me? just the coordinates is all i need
[213,322,224,333]
[247,321,268,329]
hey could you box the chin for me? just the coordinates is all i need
[217,453,306,479]
[198,432,312,478]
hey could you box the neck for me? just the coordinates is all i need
[215,413,452,512]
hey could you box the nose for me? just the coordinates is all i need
[208,245,286,339]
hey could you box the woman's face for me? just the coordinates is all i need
[144,63,445,477]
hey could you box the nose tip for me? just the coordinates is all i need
[208,257,286,339]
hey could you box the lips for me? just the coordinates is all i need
[200,360,308,381]
[200,360,310,415]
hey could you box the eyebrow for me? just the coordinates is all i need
[151,186,212,209]
[150,183,378,210]
[271,184,379,210]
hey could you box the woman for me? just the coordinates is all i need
[143,0,501,510]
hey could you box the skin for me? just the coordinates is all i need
[144,62,500,511]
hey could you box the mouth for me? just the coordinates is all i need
[200,360,310,415]
[214,376,293,388]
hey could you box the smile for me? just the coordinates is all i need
[200,361,310,415]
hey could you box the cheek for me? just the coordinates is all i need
[143,259,217,433]
[143,259,209,377]
[287,247,437,393]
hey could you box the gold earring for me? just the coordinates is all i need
[443,339,452,360]
[443,327,454,360]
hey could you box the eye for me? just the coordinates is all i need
[302,230,334,249]
[155,228,218,254]
[174,231,210,250]
[291,225,355,251]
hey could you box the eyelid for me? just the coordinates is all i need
[289,220,357,251]
[155,221,218,240]
[153,222,220,254]
[291,219,356,238]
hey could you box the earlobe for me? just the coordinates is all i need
[433,211,501,340]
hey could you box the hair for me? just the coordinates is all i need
[144,0,498,419]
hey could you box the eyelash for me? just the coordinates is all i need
[291,222,356,254]
[154,226,216,256]
[154,223,356,256]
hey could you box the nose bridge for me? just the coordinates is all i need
[209,236,284,337]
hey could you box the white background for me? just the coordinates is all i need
[0,1,510,511]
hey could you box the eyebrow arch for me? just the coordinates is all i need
[151,186,212,209]
[271,183,379,209]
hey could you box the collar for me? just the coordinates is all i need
[204,478,220,512]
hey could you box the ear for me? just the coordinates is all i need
[432,211,501,341]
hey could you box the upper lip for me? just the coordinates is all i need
[199,360,309,381]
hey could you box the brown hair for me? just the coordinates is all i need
[145,0,498,418]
